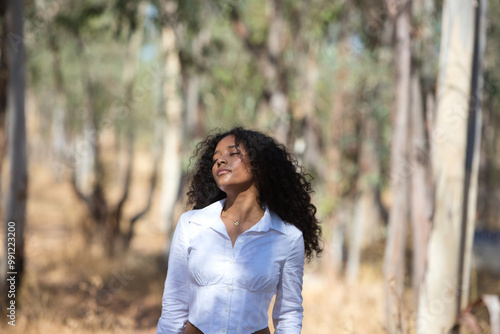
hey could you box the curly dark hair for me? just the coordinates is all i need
[186,127,322,260]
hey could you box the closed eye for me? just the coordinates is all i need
[212,151,240,165]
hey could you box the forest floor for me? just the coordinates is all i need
[0,157,498,333]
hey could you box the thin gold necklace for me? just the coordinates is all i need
[222,209,264,227]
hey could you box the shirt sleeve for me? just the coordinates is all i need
[272,232,305,333]
[156,215,190,334]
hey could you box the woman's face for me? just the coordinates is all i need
[212,135,255,194]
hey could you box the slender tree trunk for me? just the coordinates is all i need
[383,1,412,332]
[185,74,200,137]
[477,94,493,229]
[0,1,9,216]
[0,0,27,312]
[125,44,166,249]
[298,46,327,179]
[126,121,161,250]
[266,0,290,145]
[78,36,100,189]
[409,69,431,306]
[74,124,94,194]
[105,29,142,255]
[347,109,381,283]
[410,0,436,307]
[417,0,475,332]
[159,22,183,244]
[347,188,380,283]
[457,0,488,317]
[71,35,108,243]
[346,192,366,283]
[326,37,351,275]
[48,30,67,161]
[184,29,210,139]
[72,36,106,224]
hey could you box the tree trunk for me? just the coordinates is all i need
[48,30,67,162]
[409,0,436,307]
[383,0,412,332]
[297,46,327,179]
[126,124,161,250]
[185,74,201,138]
[346,188,380,283]
[0,1,9,216]
[266,0,290,145]
[105,28,142,255]
[347,108,382,284]
[159,22,183,245]
[416,0,475,332]
[71,27,143,250]
[326,37,351,275]
[457,0,488,317]
[0,0,28,314]
[78,36,101,191]
[72,35,106,224]
[74,122,95,195]
[409,69,431,306]
[184,29,210,139]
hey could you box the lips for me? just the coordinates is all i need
[217,168,231,176]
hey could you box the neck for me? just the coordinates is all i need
[224,190,263,220]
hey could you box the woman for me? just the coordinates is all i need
[157,127,322,334]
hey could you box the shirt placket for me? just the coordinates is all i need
[222,235,247,334]
[219,235,234,334]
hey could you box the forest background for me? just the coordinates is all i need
[0,0,500,333]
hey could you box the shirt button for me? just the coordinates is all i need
[221,329,227,333]
[227,286,232,291]
[238,239,243,244]
[225,307,229,312]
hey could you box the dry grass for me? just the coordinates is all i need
[5,159,499,333]
[4,159,499,333]
[1,161,388,333]
[302,265,386,333]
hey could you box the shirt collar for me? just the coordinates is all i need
[252,208,287,234]
[189,199,287,235]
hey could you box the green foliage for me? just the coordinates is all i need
[113,0,140,38]
[54,3,108,37]
[295,0,345,39]
[25,0,156,143]
[24,0,500,227]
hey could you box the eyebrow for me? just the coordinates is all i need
[213,145,237,156]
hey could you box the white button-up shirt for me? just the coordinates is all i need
[156,199,305,334]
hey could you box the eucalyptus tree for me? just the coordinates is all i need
[0,0,28,313]
[418,0,488,332]
[45,0,157,255]
[382,0,412,331]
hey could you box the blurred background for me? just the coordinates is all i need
[0,0,500,333]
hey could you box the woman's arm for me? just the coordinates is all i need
[272,233,305,333]
[157,215,190,334]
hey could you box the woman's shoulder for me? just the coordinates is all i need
[178,200,224,225]
[268,210,303,239]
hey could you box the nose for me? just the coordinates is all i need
[216,155,227,167]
